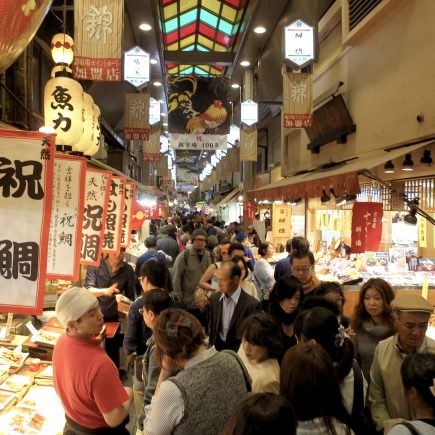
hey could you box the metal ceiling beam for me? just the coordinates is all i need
[163,51,234,66]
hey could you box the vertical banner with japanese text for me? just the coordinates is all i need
[124,93,150,140]
[73,0,123,81]
[80,168,112,266]
[351,202,383,253]
[121,182,136,248]
[0,130,54,314]
[272,204,292,240]
[47,154,86,281]
[142,126,161,161]
[102,176,125,254]
[243,201,257,221]
[240,127,257,161]
[283,72,313,128]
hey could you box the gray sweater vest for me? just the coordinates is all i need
[169,350,251,435]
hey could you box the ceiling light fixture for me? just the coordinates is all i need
[402,153,414,171]
[162,122,168,126]
[420,149,433,166]
[289,197,302,205]
[240,60,250,67]
[231,83,240,89]
[139,23,152,31]
[150,58,158,65]
[254,26,266,34]
[161,112,166,116]
[403,198,419,225]
[153,81,162,87]
[321,189,331,203]
[384,160,395,173]
[158,99,164,104]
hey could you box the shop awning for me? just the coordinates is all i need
[248,142,432,201]
[215,188,240,208]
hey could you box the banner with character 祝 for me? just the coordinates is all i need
[0,130,55,314]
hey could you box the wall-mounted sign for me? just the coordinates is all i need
[241,99,258,126]
[149,97,161,125]
[284,20,314,68]
[124,46,150,88]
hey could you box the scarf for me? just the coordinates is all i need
[302,274,321,294]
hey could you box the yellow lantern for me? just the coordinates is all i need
[44,75,84,148]
[51,33,74,66]
[84,104,101,156]
[73,92,95,153]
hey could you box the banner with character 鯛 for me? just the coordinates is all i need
[0,130,55,314]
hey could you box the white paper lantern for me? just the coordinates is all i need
[84,104,101,156]
[44,75,84,147]
[73,92,94,152]
[51,33,74,66]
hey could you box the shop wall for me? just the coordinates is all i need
[283,0,435,173]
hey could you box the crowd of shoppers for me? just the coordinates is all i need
[51,213,435,435]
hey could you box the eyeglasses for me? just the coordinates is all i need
[292,267,312,273]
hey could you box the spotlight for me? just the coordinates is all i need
[420,149,433,166]
[289,197,302,205]
[384,160,395,173]
[402,153,414,171]
[321,189,331,203]
[403,198,419,225]
[336,196,347,206]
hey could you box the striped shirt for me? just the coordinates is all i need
[143,346,218,435]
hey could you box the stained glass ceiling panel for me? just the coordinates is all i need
[159,0,249,76]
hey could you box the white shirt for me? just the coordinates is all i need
[219,287,242,342]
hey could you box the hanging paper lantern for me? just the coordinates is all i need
[84,104,101,156]
[73,92,94,153]
[51,65,72,78]
[44,75,84,147]
[51,33,74,66]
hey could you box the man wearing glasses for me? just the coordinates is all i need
[172,228,212,312]
[369,293,435,433]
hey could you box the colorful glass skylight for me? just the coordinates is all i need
[158,0,249,76]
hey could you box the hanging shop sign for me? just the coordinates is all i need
[351,202,383,253]
[124,93,150,140]
[46,154,86,281]
[227,147,240,172]
[240,127,257,161]
[73,0,123,81]
[124,46,149,88]
[168,75,231,134]
[0,130,55,315]
[284,19,314,68]
[418,217,427,248]
[143,126,161,161]
[149,97,161,125]
[283,72,313,128]
[243,201,257,221]
[241,99,258,126]
[80,168,111,266]
[131,201,165,229]
[169,133,227,150]
[272,204,292,240]
[121,182,136,248]
[102,176,125,254]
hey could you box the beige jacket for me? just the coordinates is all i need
[369,334,435,433]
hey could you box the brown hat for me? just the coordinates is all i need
[390,293,433,314]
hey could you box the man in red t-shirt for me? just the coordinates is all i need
[53,287,133,433]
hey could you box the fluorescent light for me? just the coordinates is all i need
[254,26,266,34]
[139,23,152,31]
